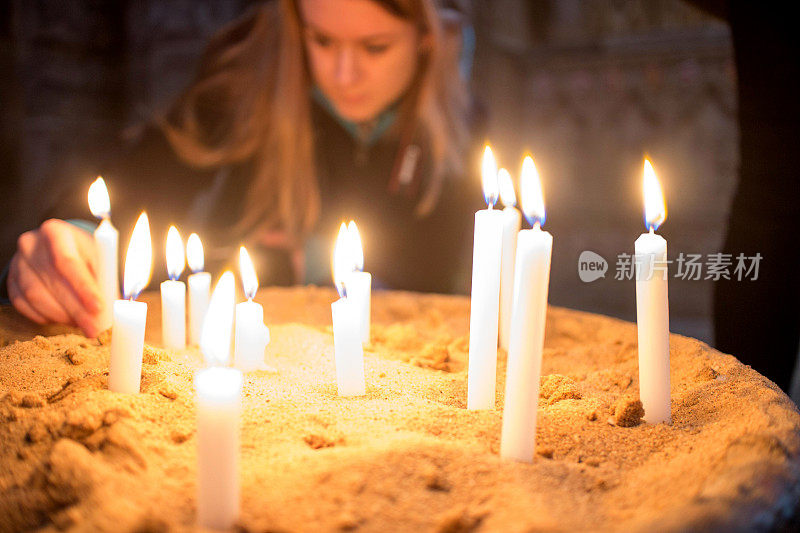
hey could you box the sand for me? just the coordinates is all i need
[1,286,799,532]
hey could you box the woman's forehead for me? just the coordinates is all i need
[299,0,414,39]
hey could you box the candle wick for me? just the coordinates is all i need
[534,221,541,230]
[649,227,655,235]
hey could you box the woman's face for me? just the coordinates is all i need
[299,0,423,123]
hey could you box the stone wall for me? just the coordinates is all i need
[1,0,250,266]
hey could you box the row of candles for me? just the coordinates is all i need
[85,146,670,528]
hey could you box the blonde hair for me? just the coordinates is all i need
[162,0,471,242]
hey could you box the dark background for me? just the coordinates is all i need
[0,1,740,348]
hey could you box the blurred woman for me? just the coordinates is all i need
[4,0,482,336]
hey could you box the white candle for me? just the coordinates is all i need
[497,168,521,351]
[501,156,552,462]
[108,212,152,393]
[234,247,271,371]
[186,233,210,346]
[88,177,119,330]
[344,221,371,345]
[635,159,671,424]
[200,272,236,367]
[108,299,146,393]
[468,145,504,410]
[161,226,186,350]
[197,271,241,530]
[331,223,366,397]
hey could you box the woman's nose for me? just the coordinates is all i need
[334,47,359,87]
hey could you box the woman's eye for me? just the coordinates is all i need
[364,43,389,54]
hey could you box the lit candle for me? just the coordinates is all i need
[161,226,186,350]
[635,159,671,424]
[467,145,504,410]
[497,167,521,351]
[344,221,371,345]
[234,246,271,371]
[196,271,241,530]
[331,223,366,397]
[500,156,552,462]
[108,213,152,393]
[88,177,119,330]
[186,233,211,346]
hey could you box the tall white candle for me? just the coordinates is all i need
[186,233,211,346]
[161,226,186,350]
[497,168,521,351]
[331,223,365,397]
[468,146,504,410]
[234,246,271,371]
[501,156,552,462]
[88,177,119,330]
[635,159,671,424]
[197,271,241,530]
[344,221,371,345]
[108,213,152,393]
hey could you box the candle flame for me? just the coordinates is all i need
[520,156,546,227]
[165,226,185,281]
[481,145,499,208]
[239,246,258,300]
[123,212,152,300]
[332,223,351,298]
[643,159,666,231]
[88,176,110,219]
[186,233,204,273]
[199,271,235,367]
[347,220,364,272]
[497,168,517,208]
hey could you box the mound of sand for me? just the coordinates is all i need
[1,286,799,532]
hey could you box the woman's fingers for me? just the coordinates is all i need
[39,219,103,313]
[15,221,105,336]
[7,257,52,325]
[44,275,103,337]
[10,254,72,324]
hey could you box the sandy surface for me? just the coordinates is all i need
[1,286,800,532]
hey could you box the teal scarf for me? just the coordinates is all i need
[312,87,398,147]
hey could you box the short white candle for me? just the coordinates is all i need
[108,299,146,393]
[468,145,504,410]
[197,271,241,530]
[234,246,271,371]
[108,212,152,393]
[88,177,119,330]
[497,168,521,351]
[161,226,186,350]
[344,221,371,345]
[331,223,365,397]
[501,156,552,462]
[635,159,671,424]
[186,233,210,346]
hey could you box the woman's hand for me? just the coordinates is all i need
[8,219,105,337]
